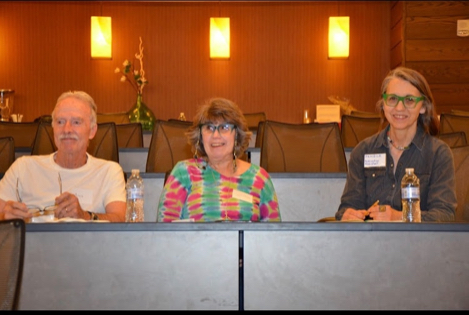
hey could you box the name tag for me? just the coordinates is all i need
[364,153,386,168]
[232,189,253,204]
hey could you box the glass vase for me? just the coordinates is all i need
[128,93,156,131]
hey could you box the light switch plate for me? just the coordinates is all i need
[457,19,469,37]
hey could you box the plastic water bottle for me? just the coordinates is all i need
[126,169,144,222]
[401,168,421,222]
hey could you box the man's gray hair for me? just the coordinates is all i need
[52,91,98,127]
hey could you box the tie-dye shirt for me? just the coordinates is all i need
[157,158,281,222]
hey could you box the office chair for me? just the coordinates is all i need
[0,219,25,310]
[97,112,130,124]
[452,145,469,222]
[30,121,56,156]
[260,120,348,172]
[438,131,467,148]
[31,121,119,162]
[244,112,266,132]
[88,122,119,162]
[350,110,381,118]
[340,114,386,148]
[146,119,193,173]
[450,109,469,117]
[33,115,52,123]
[0,121,39,148]
[115,123,144,148]
[0,137,15,174]
[439,113,469,141]
[255,121,265,148]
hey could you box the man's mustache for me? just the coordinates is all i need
[59,133,79,140]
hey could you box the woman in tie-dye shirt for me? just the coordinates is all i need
[157,97,281,222]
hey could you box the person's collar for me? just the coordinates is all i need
[53,152,89,168]
[376,124,391,149]
[376,124,425,151]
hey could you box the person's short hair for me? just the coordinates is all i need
[186,97,252,158]
[52,91,98,127]
[375,67,439,135]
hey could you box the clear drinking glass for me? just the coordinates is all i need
[303,109,311,124]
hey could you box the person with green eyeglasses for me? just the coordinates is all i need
[157,97,281,222]
[336,66,456,222]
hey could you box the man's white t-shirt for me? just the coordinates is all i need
[0,153,126,213]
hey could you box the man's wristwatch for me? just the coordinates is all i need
[87,211,99,221]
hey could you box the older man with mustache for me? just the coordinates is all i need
[0,91,126,222]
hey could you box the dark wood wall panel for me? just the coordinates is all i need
[405,61,469,84]
[391,1,404,28]
[390,42,403,69]
[431,84,469,112]
[0,1,391,123]
[406,39,469,61]
[406,1,469,16]
[390,1,404,69]
[406,15,468,39]
[390,19,403,49]
[403,1,469,113]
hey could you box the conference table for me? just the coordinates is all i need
[12,145,469,310]
[19,221,469,310]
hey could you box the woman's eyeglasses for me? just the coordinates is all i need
[382,93,424,109]
[200,123,236,135]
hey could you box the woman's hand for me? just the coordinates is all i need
[341,208,369,221]
[367,204,402,221]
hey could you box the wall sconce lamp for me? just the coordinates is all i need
[91,16,112,59]
[210,17,230,60]
[328,16,349,59]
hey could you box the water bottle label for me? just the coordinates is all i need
[401,187,419,199]
[127,188,144,199]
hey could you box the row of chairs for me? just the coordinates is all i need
[0,121,143,150]
[37,112,134,125]
[3,109,469,174]
[146,119,348,173]
[0,111,267,175]
[438,110,469,147]
[340,110,469,149]
[150,119,349,174]
[340,114,386,148]
[0,122,129,174]
[90,109,469,150]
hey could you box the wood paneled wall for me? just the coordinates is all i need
[0,1,391,123]
[395,1,469,114]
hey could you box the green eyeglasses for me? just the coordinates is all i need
[382,93,425,109]
[200,123,236,135]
